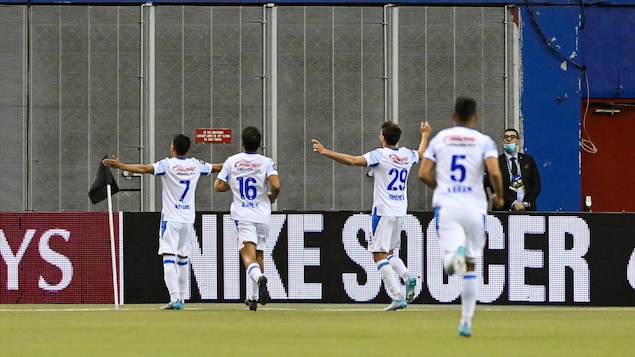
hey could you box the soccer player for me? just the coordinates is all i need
[103,134,221,310]
[214,127,281,312]
[312,120,431,311]
[418,97,504,337]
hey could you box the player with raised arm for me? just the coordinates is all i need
[312,121,431,311]
[418,97,504,336]
[103,134,222,310]
[214,127,281,312]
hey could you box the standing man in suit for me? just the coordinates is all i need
[491,128,541,211]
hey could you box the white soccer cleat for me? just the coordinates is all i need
[383,299,407,311]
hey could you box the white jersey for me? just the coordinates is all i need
[423,126,498,214]
[363,147,419,217]
[218,152,278,224]
[152,157,213,224]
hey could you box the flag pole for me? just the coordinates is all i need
[107,184,120,310]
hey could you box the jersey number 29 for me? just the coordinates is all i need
[387,168,408,191]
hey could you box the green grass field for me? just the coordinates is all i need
[0,303,632,356]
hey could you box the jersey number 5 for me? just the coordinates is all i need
[450,155,467,182]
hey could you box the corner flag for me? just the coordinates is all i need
[89,155,120,204]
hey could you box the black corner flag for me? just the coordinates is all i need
[89,155,120,204]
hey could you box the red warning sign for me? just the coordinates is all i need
[195,128,232,144]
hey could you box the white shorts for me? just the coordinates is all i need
[368,212,404,253]
[158,219,193,257]
[235,220,268,251]
[435,206,486,262]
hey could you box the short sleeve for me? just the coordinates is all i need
[423,138,437,162]
[410,149,420,165]
[152,159,168,176]
[195,158,213,176]
[483,137,498,159]
[362,149,381,167]
[217,161,230,182]
[266,159,279,177]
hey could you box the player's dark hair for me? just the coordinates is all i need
[242,126,262,152]
[504,128,519,138]
[172,134,191,156]
[454,97,477,123]
[381,121,401,146]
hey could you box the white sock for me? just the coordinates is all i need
[163,256,178,302]
[177,257,188,302]
[388,254,409,282]
[247,262,263,283]
[377,259,402,300]
[250,279,259,301]
[461,272,477,326]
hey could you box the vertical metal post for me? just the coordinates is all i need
[146,4,156,211]
[139,3,147,211]
[25,5,32,211]
[383,4,398,123]
[504,5,510,130]
[263,4,278,210]
[390,5,399,123]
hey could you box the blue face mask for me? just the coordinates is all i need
[503,143,517,154]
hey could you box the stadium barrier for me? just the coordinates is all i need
[0,212,123,303]
[2,212,635,305]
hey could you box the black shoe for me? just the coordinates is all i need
[258,276,270,305]
[245,298,257,311]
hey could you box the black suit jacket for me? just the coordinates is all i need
[486,153,541,211]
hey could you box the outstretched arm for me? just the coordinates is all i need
[212,163,223,173]
[417,121,432,159]
[418,158,436,188]
[311,139,367,166]
[102,156,154,174]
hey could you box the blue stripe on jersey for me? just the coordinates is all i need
[177,261,188,266]
[371,208,380,235]
[387,254,394,261]
[377,261,390,270]
[160,217,167,237]
[463,274,477,280]
[433,207,440,233]
[163,260,176,265]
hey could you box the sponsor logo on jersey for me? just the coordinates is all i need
[172,164,196,173]
[443,135,476,146]
[388,153,410,164]
[234,159,263,171]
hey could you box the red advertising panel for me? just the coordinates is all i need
[0,213,121,303]
[195,128,232,144]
